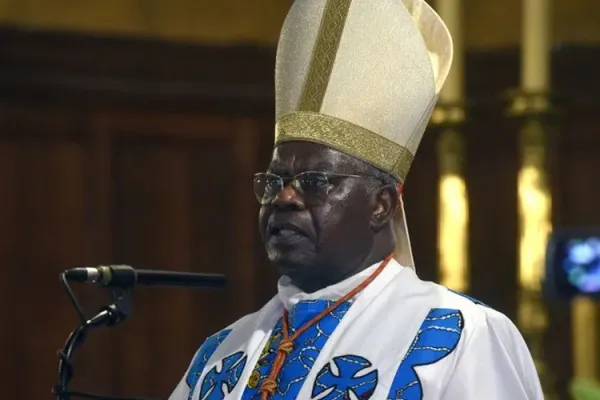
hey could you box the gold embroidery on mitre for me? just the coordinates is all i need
[275,112,415,182]
[297,0,353,112]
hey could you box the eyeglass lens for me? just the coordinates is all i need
[253,172,331,205]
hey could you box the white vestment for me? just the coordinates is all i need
[170,259,543,400]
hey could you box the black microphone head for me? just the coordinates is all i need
[64,268,90,282]
[64,267,103,283]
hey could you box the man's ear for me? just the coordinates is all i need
[371,185,399,231]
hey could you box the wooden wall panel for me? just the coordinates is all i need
[0,107,90,399]
[78,114,116,392]
[0,106,267,398]
[0,139,22,399]
[25,139,86,400]
[466,115,520,320]
[112,137,196,397]
[186,137,237,328]
[105,114,261,397]
[403,130,439,283]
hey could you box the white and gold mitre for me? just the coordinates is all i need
[274,0,453,183]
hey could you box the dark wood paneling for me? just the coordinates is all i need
[465,114,520,320]
[112,138,197,396]
[404,129,439,283]
[0,106,267,398]
[79,114,116,392]
[0,138,24,395]
[0,27,275,113]
[0,109,90,400]
[106,114,261,397]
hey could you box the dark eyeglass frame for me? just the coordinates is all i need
[253,170,378,206]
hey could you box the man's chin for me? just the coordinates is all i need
[267,249,316,279]
[272,261,323,293]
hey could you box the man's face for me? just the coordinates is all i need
[258,142,378,289]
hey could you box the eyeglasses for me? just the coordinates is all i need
[253,171,369,206]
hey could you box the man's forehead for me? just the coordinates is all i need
[269,142,355,172]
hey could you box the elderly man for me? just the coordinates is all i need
[170,0,544,399]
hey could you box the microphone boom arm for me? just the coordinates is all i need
[64,265,226,289]
[54,264,224,400]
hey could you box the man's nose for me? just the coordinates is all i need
[272,184,305,210]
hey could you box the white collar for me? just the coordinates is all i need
[276,258,403,310]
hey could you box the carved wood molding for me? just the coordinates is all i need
[0,27,598,113]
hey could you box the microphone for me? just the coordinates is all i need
[64,265,226,289]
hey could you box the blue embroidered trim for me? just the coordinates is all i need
[386,308,464,400]
[185,329,232,400]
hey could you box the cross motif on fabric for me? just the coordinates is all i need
[312,355,378,400]
[200,351,248,400]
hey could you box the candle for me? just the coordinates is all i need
[437,0,464,104]
[435,0,468,292]
[522,0,550,92]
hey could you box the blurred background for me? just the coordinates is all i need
[0,0,598,399]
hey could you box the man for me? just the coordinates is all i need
[170,0,544,398]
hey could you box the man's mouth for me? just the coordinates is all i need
[268,222,305,237]
[267,222,311,245]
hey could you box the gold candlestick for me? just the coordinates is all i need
[513,109,555,398]
[512,1,559,397]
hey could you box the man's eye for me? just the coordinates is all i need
[302,173,329,188]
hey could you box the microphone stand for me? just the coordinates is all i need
[53,274,156,400]
[54,268,225,400]
[56,290,131,400]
